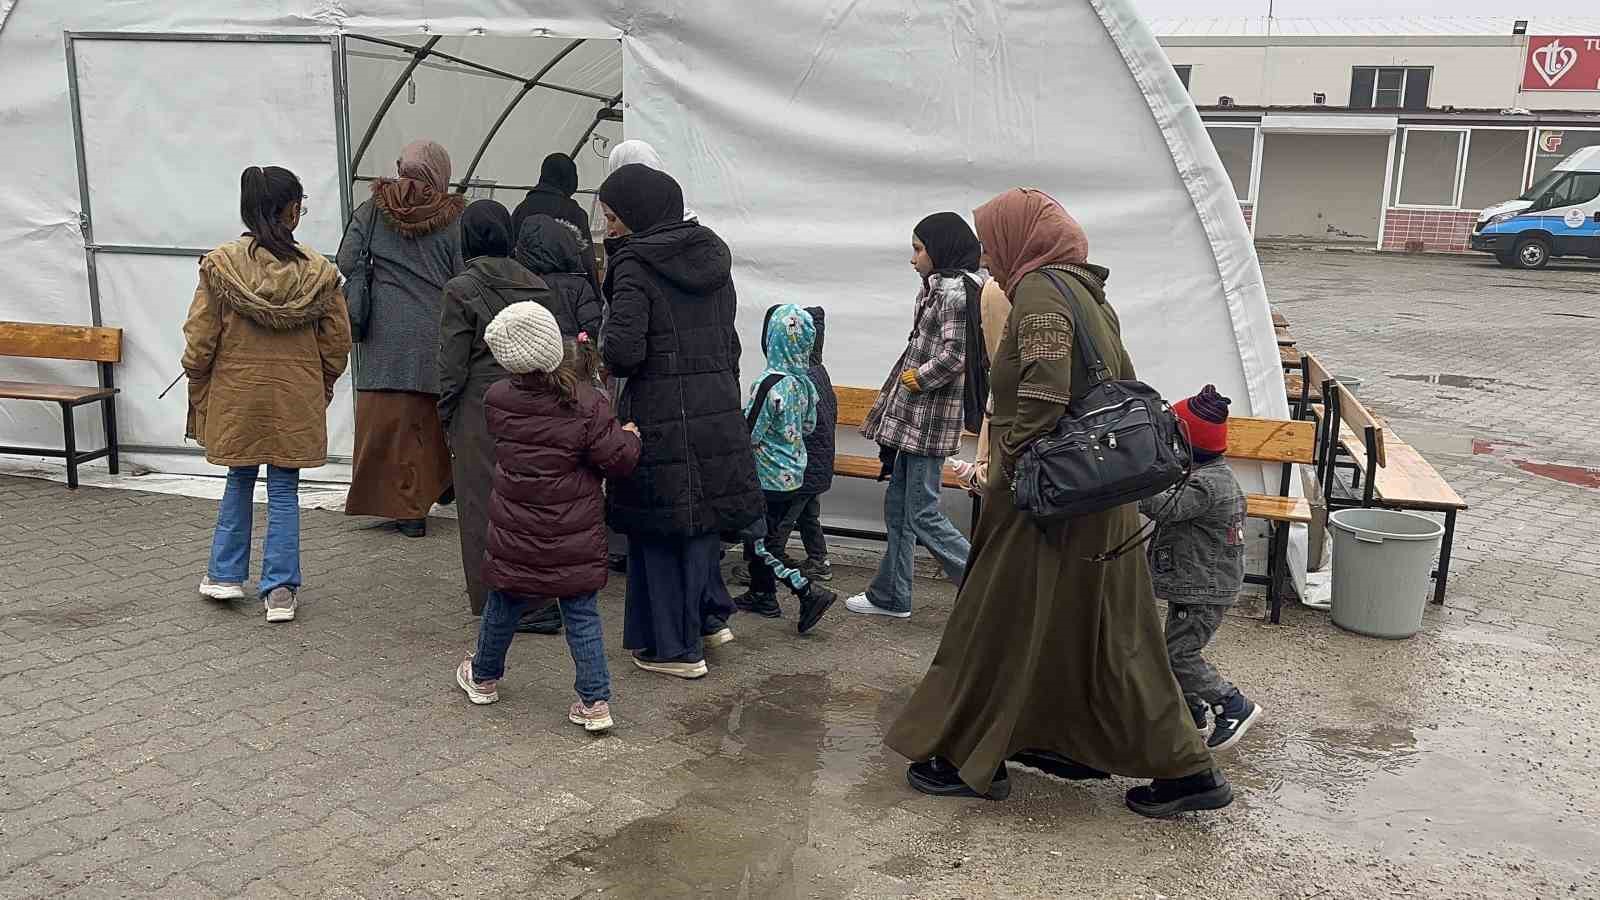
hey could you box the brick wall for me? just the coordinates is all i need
[1380,208,1478,253]
[1241,202,1254,230]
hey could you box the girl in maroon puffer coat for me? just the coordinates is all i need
[454,302,641,732]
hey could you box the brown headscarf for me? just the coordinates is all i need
[372,140,465,236]
[973,188,1089,295]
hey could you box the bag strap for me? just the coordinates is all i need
[1037,268,1112,386]
[745,373,786,433]
[1086,420,1197,563]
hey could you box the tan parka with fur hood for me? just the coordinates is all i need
[182,237,352,469]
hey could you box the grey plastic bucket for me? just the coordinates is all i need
[1335,375,1363,394]
[1328,509,1444,639]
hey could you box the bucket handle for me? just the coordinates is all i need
[1353,533,1384,545]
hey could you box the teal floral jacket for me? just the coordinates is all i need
[745,304,818,493]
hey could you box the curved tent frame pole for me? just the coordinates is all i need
[571,91,625,160]
[348,35,442,182]
[456,38,587,193]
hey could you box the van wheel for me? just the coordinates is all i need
[1515,237,1552,269]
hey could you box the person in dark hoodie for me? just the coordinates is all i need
[511,153,599,296]
[598,163,763,680]
[184,166,352,624]
[735,304,837,584]
[437,199,559,622]
[513,213,604,339]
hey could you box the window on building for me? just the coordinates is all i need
[1394,128,1464,207]
[1460,129,1531,211]
[1173,65,1192,92]
[1350,67,1431,110]
[1206,126,1255,201]
[1531,129,1600,183]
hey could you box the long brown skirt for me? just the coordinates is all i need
[345,390,452,521]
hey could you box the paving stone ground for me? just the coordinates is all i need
[2,249,1599,898]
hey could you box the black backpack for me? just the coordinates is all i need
[1010,268,1192,559]
[958,274,989,435]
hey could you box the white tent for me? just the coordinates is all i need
[0,1,1297,574]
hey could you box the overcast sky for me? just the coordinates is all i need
[1132,0,1596,17]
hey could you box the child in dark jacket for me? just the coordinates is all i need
[748,304,836,581]
[454,302,641,732]
[1139,385,1262,753]
[733,304,837,635]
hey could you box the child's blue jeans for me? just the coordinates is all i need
[473,590,611,704]
[207,465,301,596]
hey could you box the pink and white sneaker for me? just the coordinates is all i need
[568,699,613,732]
[455,656,499,705]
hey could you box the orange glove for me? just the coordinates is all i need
[900,368,922,393]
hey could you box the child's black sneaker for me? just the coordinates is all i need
[734,591,782,618]
[797,586,836,634]
[1188,699,1210,733]
[800,558,833,582]
[1206,691,1262,752]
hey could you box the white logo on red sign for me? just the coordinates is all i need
[1532,39,1580,87]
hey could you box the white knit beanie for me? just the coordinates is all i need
[485,302,565,375]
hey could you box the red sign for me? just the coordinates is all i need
[1522,36,1600,91]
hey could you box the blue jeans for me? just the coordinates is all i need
[867,451,970,614]
[207,465,301,596]
[474,590,611,704]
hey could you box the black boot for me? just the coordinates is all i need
[1008,749,1110,781]
[797,585,836,635]
[516,604,563,635]
[907,757,1010,801]
[396,519,426,538]
[1125,768,1234,818]
[734,591,782,618]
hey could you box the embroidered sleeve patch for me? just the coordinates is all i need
[1017,384,1072,405]
[1017,312,1072,363]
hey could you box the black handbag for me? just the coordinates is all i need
[344,202,379,342]
[1011,269,1192,555]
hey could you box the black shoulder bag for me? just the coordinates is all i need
[346,202,379,342]
[1011,268,1193,559]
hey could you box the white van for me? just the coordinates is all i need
[1471,145,1600,269]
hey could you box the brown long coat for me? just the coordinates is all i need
[182,237,352,469]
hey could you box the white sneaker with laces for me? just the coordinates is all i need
[844,593,911,619]
[199,576,245,601]
[264,587,297,623]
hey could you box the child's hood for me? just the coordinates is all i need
[761,304,815,377]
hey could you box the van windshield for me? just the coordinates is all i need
[1520,171,1565,202]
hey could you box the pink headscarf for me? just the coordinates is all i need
[396,140,452,194]
[973,189,1089,295]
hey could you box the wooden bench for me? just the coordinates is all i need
[830,385,971,540]
[1227,415,1317,624]
[0,321,123,489]
[1316,378,1467,605]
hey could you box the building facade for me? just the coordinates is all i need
[1155,17,1600,251]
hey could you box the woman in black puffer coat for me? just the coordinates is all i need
[599,164,763,679]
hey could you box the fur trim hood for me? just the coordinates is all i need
[201,238,342,330]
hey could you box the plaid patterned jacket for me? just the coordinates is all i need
[861,274,971,457]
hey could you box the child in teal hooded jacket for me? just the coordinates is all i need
[735,304,835,634]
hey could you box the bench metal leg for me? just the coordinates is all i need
[102,396,119,475]
[60,402,78,490]
[1432,508,1457,605]
[1267,522,1291,624]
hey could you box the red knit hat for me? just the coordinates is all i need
[1174,385,1230,454]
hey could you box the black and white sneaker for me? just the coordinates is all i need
[734,591,782,618]
[1207,692,1262,752]
[1189,699,1210,734]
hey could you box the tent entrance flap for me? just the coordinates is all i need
[63,32,354,462]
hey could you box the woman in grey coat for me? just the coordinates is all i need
[338,140,465,537]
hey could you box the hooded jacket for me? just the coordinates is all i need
[762,305,836,495]
[513,215,604,340]
[481,377,641,599]
[436,256,555,434]
[747,305,818,493]
[181,237,352,469]
[601,220,763,537]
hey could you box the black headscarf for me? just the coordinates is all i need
[914,212,982,274]
[599,164,686,234]
[537,153,580,197]
[461,199,513,260]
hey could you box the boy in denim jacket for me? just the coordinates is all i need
[1140,385,1262,752]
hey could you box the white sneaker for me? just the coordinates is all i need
[199,576,245,601]
[264,587,297,623]
[845,593,911,619]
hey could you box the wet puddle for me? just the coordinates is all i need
[1233,723,1599,877]
[1472,438,1600,489]
[1390,373,1539,392]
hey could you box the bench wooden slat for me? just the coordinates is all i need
[1284,372,1322,403]
[1247,494,1311,523]
[0,380,117,404]
[1304,352,1333,391]
[835,452,964,490]
[1279,346,1302,367]
[1271,310,1289,328]
[835,386,879,428]
[0,321,122,364]
[1332,382,1386,468]
[1368,440,1467,511]
[1228,416,1316,465]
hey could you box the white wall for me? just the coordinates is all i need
[1256,133,1391,240]
[1165,39,1600,111]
